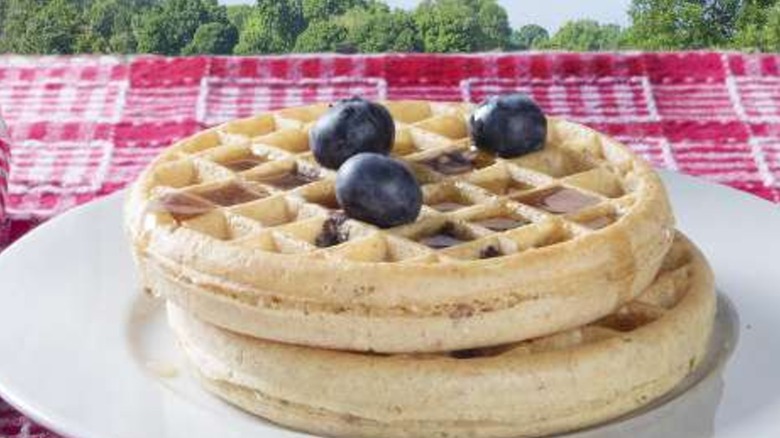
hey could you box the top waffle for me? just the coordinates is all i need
[126,100,675,353]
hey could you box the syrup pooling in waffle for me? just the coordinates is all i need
[145,103,639,263]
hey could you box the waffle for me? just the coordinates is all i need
[126,100,675,353]
[168,233,715,438]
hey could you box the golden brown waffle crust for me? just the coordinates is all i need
[126,101,675,352]
[168,233,716,438]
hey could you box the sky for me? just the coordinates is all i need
[219,0,632,32]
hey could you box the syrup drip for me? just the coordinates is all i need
[147,192,214,222]
[430,201,469,212]
[580,215,615,230]
[421,150,492,175]
[254,168,319,190]
[222,157,266,172]
[474,216,527,232]
[522,187,600,214]
[198,183,266,206]
[418,223,473,249]
[311,194,341,211]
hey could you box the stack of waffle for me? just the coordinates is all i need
[125,101,715,438]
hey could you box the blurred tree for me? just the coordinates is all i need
[234,0,305,54]
[134,0,231,55]
[413,0,511,52]
[133,12,170,54]
[510,24,550,50]
[340,3,421,52]
[76,0,155,53]
[0,2,7,48]
[626,0,741,49]
[733,0,779,50]
[302,0,367,21]
[763,2,780,50]
[1,0,47,53]
[23,0,84,54]
[227,4,254,33]
[414,0,480,52]
[475,0,511,49]
[294,20,348,52]
[542,20,623,51]
[182,21,239,55]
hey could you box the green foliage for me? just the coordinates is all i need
[733,0,779,50]
[626,0,741,49]
[543,20,624,51]
[340,4,421,52]
[762,2,780,50]
[76,0,150,53]
[22,0,84,54]
[412,0,510,52]
[133,12,170,54]
[226,5,254,33]
[511,24,550,50]
[475,0,511,50]
[1,1,37,52]
[0,2,7,49]
[303,0,367,21]
[294,20,348,52]
[182,22,239,55]
[414,0,480,52]
[234,0,305,54]
[134,0,231,55]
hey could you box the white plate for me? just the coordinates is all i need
[0,171,778,438]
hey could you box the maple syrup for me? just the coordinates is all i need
[519,187,600,215]
[310,193,341,211]
[418,223,473,249]
[430,201,469,213]
[473,216,527,232]
[198,183,266,207]
[421,150,493,176]
[148,192,214,222]
[253,168,319,190]
[580,215,616,230]
[222,157,267,172]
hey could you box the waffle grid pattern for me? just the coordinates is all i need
[347,236,692,360]
[145,102,639,266]
[468,237,693,359]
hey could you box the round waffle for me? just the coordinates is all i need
[168,233,715,438]
[126,100,675,353]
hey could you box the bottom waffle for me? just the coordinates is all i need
[167,233,715,438]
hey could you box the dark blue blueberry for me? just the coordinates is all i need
[309,97,395,169]
[336,153,422,228]
[469,93,547,158]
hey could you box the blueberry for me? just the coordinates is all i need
[309,97,395,169]
[336,153,422,228]
[469,93,547,158]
